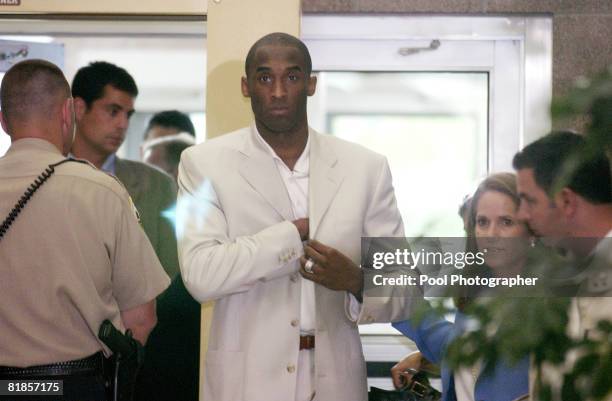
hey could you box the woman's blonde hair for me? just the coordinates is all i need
[456,172,524,311]
[465,172,521,256]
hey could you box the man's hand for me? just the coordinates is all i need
[391,351,423,389]
[120,300,157,345]
[292,218,309,241]
[299,239,363,300]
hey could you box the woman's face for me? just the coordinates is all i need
[475,190,530,272]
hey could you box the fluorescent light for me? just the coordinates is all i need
[0,35,54,44]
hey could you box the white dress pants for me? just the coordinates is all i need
[295,349,315,401]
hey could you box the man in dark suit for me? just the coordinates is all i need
[70,61,179,279]
[71,62,199,400]
[139,113,200,401]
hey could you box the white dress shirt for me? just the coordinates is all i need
[255,130,316,334]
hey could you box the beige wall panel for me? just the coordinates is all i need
[206,0,301,138]
[0,0,206,14]
[199,301,213,401]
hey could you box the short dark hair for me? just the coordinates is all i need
[0,59,70,131]
[513,131,611,204]
[245,32,312,78]
[145,110,196,140]
[71,61,138,107]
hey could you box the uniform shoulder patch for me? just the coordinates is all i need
[127,195,142,224]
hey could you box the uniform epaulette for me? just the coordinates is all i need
[66,156,97,169]
[103,169,127,188]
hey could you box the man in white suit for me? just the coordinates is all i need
[177,32,409,401]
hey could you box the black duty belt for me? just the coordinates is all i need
[0,352,105,378]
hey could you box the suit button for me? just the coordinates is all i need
[287,364,296,373]
[291,319,299,327]
[290,275,298,283]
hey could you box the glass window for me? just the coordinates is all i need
[304,15,551,346]
[311,71,488,238]
[0,22,206,159]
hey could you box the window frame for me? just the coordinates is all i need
[302,14,553,173]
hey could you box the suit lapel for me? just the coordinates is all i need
[238,127,294,221]
[113,157,140,200]
[309,129,344,238]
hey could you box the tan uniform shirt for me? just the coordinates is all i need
[0,139,170,367]
[529,232,612,401]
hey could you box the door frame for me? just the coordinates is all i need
[302,14,553,173]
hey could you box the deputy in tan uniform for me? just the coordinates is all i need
[0,60,169,400]
[513,131,612,401]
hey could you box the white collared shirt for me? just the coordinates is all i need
[255,128,316,334]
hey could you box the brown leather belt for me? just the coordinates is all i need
[299,335,315,350]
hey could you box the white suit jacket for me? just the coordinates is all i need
[177,125,405,401]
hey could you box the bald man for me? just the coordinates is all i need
[0,60,169,401]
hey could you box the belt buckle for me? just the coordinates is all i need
[299,335,315,350]
[408,379,429,398]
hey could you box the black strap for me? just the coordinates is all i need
[0,158,87,242]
